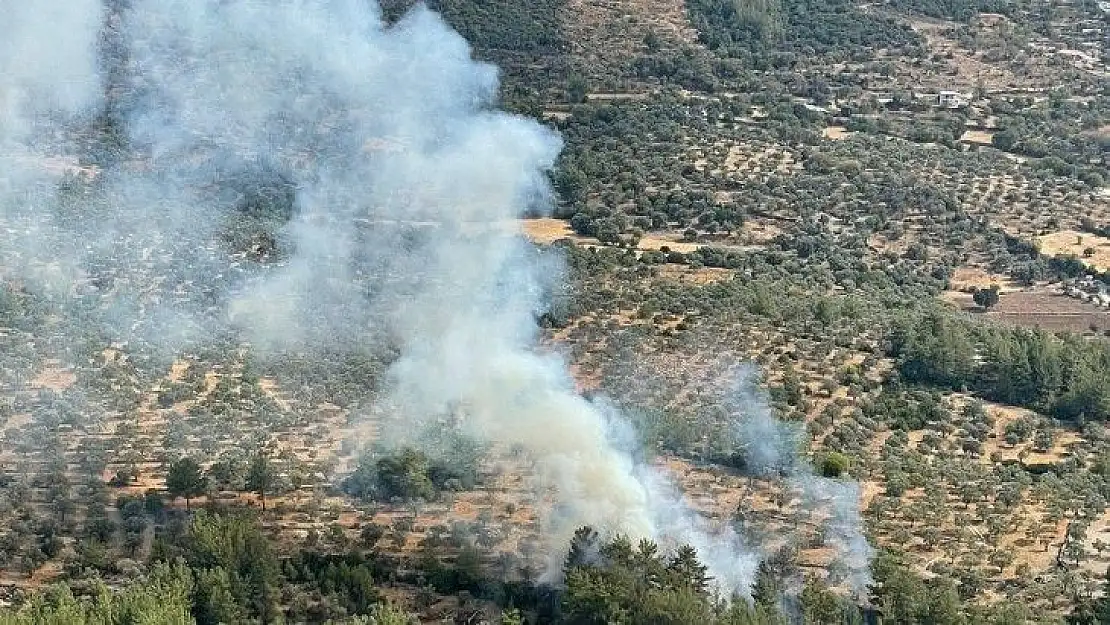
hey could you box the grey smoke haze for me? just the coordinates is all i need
[0,0,870,597]
[0,0,103,295]
[0,1,102,138]
[728,368,874,593]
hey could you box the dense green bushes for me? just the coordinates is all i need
[0,511,416,624]
[379,0,565,54]
[888,0,1012,20]
[0,509,1051,624]
[991,95,1110,187]
[889,311,1110,421]
[688,0,921,61]
[562,528,771,624]
[343,442,482,502]
[0,561,195,625]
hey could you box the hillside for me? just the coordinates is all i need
[0,0,1107,624]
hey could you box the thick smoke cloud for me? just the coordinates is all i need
[0,0,870,597]
[132,0,757,590]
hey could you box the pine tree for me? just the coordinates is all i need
[245,452,275,511]
[668,545,711,593]
[166,457,207,511]
[565,526,600,569]
[751,561,781,613]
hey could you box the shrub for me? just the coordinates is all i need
[819,452,850,478]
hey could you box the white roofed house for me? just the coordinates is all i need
[938,91,968,109]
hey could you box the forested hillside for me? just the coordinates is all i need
[0,0,1107,623]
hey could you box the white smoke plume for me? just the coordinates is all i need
[125,0,763,593]
[0,0,870,598]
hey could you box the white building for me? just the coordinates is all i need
[938,91,967,108]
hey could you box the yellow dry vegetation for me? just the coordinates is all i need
[946,266,1013,292]
[519,217,574,244]
[1039,230,1110,272]
[519,218,704,253]
[638,236,700,253]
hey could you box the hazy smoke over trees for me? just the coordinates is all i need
[729,369,873,592]
[0,0,871,596]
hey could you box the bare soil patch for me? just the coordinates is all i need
[29,363,76,391]
[944,284,1110,334]
[987,291,1110,334]
[959,130,994,145]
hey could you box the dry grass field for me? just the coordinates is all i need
[518,217,575,244]
[1039,230,1110,272]
[520,217,707,253]
[959,130,994,146]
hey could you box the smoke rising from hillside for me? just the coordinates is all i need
[1,1,102,140]
[0,0,870,597]
[134,0,759,591]
[729,369,873,594]
[0,0,103,295]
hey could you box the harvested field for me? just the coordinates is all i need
[944,288,1110,333]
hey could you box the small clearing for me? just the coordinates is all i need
[519,218,703,253]
[30,363,76,391]
[959,130,994,145]
[519,218,575,244]
[1038,230,1110,272]
[946,266,1013,292]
